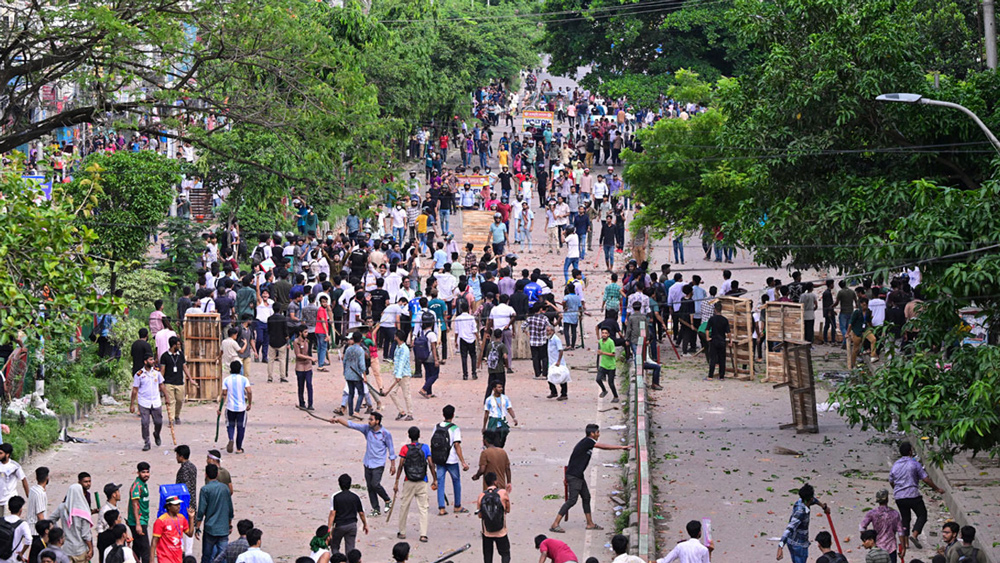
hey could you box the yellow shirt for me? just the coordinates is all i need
[498,150,509,168]
[417,214,429,234]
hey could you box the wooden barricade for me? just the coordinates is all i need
[773,342,819,433]
[764,302,804,383]
[461,210,497,248]
[181,313,222,401]
[717,296,754,380]
[512,320,530,359]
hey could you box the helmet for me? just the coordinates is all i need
[494,212,502,219]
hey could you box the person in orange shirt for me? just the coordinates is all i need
[150,497,194,563]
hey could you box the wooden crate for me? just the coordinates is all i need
[717,296,754,380]
[181,313,221,401]
[512,320,531,359]
[460,210,499,248]
[763,302,804,383]
[773,343,818,433]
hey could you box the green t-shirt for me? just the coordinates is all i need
[598,338,617,370]
[127,478,150,526]
[428,299,448,331]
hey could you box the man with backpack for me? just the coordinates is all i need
[478,330,509,401]
[476,472,510,563]
[103,525,136,563]
[0,496,32,563]
[814,531,847,563]
[431,406,470,517]
[947,525,985,563]
[393,427,437,543]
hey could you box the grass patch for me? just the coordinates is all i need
[613,509,634,534]
[6,412,60,461]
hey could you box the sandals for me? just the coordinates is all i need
[454,507,469,514]
[586,524,604,530]
[549,526,565,533]
[438,510,448,516]
[419,536,428,543]
[397,533,406,540]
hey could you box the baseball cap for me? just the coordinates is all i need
[104,483,122,498]
[165,495,182,505]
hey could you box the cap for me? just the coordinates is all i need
[104,483,122,498]
[875,489,889,502]
[165,495,183,506]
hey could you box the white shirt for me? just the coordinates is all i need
[255,300,274,323]
[658,538,710,563]
[236,548,273,563]
[25,484,46,533]
[0,515,31,563]
[0,463,23,509]
[613,554,646,563]
[391,207,407,228]
[453,313,478,343]
[223,374,251,412]
[435,273,458,301]
[131,368,164,409]
[103,545,137,563]
[489,304,515,330]
[720,279,733,296]
[667,281,686,312]
[385,272,404,302]
[484,394,512,420]
[869,298,886,326]
[348,300,363,329]
[380,304,404,328]
[565,233,580,259]
[593,181,608,199]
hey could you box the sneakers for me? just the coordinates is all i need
[599,390,608,398]
[610,397,620,403]
[142,443,151,451]
[385,500,393,512]
[557,395,568,401]
[370,509,381,517]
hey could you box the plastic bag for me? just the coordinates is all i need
[547,363,572,385]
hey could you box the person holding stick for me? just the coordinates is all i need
[776,483,829,563]
[330,413,397,517]
[548,424,628,533]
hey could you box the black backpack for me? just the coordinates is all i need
[403,443,427,481]
[958,548,979,563]
[0,518,22,559]
[430,423,455,466]
[105,544,127,563]
[480,488,505,533]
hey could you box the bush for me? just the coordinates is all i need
[96,269,173,310]
[5,412,60,461]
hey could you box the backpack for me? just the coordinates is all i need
[958,548,979,563]
[105,544,127,563]
[0,518,22,559]
[252,245,266,264]
[486,342,501,371]
[422,310,437,328]
[430,423,455,466]
[480,488,505,533]
[413,329,431,363]
[403,443,427,481]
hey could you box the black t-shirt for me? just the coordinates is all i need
[816,552,847,563]
[268,313,290,349]
[349,250,368,272]
[480,281,499,298]
[439,192,454,212]
[159,350,186,386]
[706,314,730,343]
[332,490,363,526]
[566,437,596,478]
[369,289,390,320]
[509,292,529,318]
[215,296,235,322]
[498,172,513,192]
[96,531,115,563]
[131,339,153,376]
[514,278,530,292]
[597,319,620,340]
[30,535,47,563]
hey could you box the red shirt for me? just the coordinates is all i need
[540,538,577,563]
[440,135,449,149]
[152,514,188,563]
[316,306,329,335]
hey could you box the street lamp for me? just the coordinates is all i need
[875,93,1000,156]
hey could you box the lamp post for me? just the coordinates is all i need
[875,93,1000,156]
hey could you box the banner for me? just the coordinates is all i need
[456,175,489,189]
[522,110,554,131]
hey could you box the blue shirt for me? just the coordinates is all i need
[563,294,581,324]
[691,285,707,318]
[346,421,397,469]
[524,282,541,307]
[433,249,448,269]
[346,215,360,234]
[393,344,411,379]
[469,275,484,301]
[342,344,366,382]
[779,499,812,549]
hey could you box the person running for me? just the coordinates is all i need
[150,496,194,563]
[393,427,437,543]
[431,405,470,516]
[476,473,510,563]
[889,441,944,549]
[859,489,904,563]
[129,354,170,451]
[776,483,829,563]
[219,361,252,454]
[330,413,396,517]
[326,474,368,555]
[549,424,629,533]
[596,328,619,402]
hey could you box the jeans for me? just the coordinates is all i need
[201,534,228,563]
[459,339,477,379]
[563,257,579,281]
[804,319,814,343]
[479,152,488,170]
[296,369,313,408]
[346,379,365,416]
[317,333,329,368]
[579,233,587,260]
[644,362,661,385]
[482,534,511,563]
[838,313,851,342]
[714,244,723,261]
[440,209,451,234]
[254,320,269,360]
[823,312,837,343]
[787,544,809,563]
[518,227,531,251]
[673,238,685,263]
[436,463,462,509]
[393,227,405,243]
[530,345,548,378]
[603,245,615,268]
[421,362,440,393]
[379,327,397,359]
[563,322,577,348]
[330,522,358,554]
[226,409,246,450]
[724,245,734,261]
[364,465,391,511]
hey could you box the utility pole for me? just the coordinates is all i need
[986,0,997,69]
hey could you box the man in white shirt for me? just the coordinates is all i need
[592,175,609,205]
[869,291,887,327]
[452,303,479,380]
[610,534,645,563]
[129,354,170,452]
[563,229,580,282]
[384,266,405,303]
[220,361,252,454]
[0,445,27,518]
[657,520,712,563]
[488,296,516,363]
[435,267,458,305]
[1,496,32,563]
[25,467,46,535]
[666,273,686,342]
[234,529,271,563]
[376,298,406,361]
[103,524,137,563]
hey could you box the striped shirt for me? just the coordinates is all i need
[223,374,251,411]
